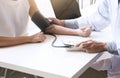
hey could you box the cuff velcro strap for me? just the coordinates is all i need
[31,11,51,32]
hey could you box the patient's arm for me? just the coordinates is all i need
[45,24,92,37]
[0,32,46,47]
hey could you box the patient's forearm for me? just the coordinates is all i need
[46,25,79,36]
[46,24,91,37]
[54,27,78,35]
[0,36,31,47]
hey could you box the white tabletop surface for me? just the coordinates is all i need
[0,30,111,78]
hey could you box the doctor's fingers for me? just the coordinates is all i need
[82,40,95,48]
[75,40,93,47]
[76,44,95,53]
[48,17,57,21]
[45,25,58,32]
[48,17,60,24]
[46,25,54,30]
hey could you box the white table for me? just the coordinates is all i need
[0,30,111,78]
[0,0,112,78]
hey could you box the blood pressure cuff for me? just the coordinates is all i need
[31,11,52,32]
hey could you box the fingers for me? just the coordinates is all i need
[46,25,54,30]
[47,17,59,24]
[80,27,87,31]
[75,40,94,52]
[45,25,55,33]
[83,27,92,35]
[75,40,105,53]
[82,40,93,48]
[36,32,46,42]
[48,17,56,20]
[39,32,46,42]
[31,32,46,43]
[47,17,55,22]
[75,40,89,47]
[78,26,92,37]
[80,26,92,31]
[47,17,65,26]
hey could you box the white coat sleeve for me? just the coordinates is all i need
[107,41,119,55]
[65,0,110,31]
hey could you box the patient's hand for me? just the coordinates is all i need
[30,32,46,43]
[76,26,92,37]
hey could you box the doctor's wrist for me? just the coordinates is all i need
[103,42,107,51]
[60,20,66,27]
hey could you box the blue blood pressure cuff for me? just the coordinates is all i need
[31,11,52,33]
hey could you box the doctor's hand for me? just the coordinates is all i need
[75,40,107,53]
[48,17,65,26]
[30,32,46,43]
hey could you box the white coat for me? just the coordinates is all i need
[65,0,120,78]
